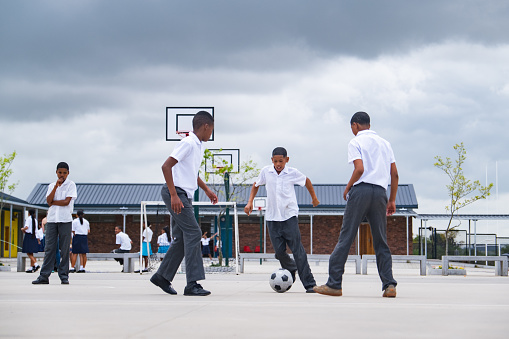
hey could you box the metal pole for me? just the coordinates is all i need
[9,205,14,258]
[424,220,428,259]
[224,172,230,266]
[406,215,409,255]
[468,220,471,256]
[310,214,313,255]
[259,208,263,265]
[474,219,477,256]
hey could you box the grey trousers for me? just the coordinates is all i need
[267,216,316,289]
[327,183,397,290]
[157,185,205,285]
[38,222,72,281]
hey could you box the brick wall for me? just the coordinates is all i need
[48,214,411,255]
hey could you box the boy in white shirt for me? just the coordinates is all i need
[245,147,320,293]
[150,111,218,296]
[33,162,77,285]
[314,112,399,298]
[113,226,132,269]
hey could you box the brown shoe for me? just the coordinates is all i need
[383,284,396,298]
[313,284,342,296]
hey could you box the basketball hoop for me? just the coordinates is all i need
[176,130,190,139]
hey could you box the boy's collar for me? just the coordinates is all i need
[269,166,289,174]
[357,129,376,136]
[189,132,201,144]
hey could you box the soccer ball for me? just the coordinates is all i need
[269,268,294,293]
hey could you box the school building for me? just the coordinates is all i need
[0,192,47,258]
[18,183,418,258]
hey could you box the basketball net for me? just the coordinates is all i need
[176,131,190,139]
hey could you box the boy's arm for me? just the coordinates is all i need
[197,177,218,204]
[244,183,259,216]
[343,159,364,200]
[47,180,74,206]
[305,178,320,207]
[162,156,185,214]
[387,162,399,216]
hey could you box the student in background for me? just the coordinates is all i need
[70,210,90,273]
[22,209,40,273]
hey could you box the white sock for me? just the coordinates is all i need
[80,266,84,270]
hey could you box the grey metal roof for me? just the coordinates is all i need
[27,183,418,209]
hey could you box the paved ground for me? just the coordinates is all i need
[0,259,508,338]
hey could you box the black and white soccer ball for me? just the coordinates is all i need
[269,268,294,293]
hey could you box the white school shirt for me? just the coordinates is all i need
[116,232,132,250]
[348,130,395,190]
[72,218,90,235]
[142,227,153,242]
[46,179,77,223]
[201,237,211,246]
[35,228,44,241]
[169,132,205,199]
[24,216,36,234]
[255,165,307,222]
[157,233,170,246]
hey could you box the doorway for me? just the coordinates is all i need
[359,223,374,255]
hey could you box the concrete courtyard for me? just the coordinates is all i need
[0,259,508,338]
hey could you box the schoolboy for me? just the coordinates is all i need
[244,147,320,293]
[314,111,399,298]
[113,226,132,269]
[150,111,218,296]
[33,162,77,285]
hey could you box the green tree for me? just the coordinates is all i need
[434,143,493,255]
[200,149,260,265]
[0,151,19,216]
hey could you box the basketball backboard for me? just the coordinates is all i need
[166,107,215,141]
[205,149,240,173]
[253,197,267,211]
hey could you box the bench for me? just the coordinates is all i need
[17,252,140,273]
[238,253,361,274]
[362,255,427,276]
[442,256,508,276]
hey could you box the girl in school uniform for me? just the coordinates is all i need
[157,226,171,254]
[70,210,90,273]
[36,223,44,252]
[22,209,40,273]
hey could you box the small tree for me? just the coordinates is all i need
[0,151,19,216]
[200,149,260,265]
[434,143,493,255]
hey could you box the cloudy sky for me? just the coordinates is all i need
[1,1,508,236]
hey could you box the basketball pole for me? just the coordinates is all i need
[224,172,230,267]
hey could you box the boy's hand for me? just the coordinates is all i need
[312,197,320,207]
[386,201,396,216]
[206,190,218,205]
[343,186,350,201]
[171,194,184,214]
[244,203,253,216]
[56,177,64,187]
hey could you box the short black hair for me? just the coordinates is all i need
[192,111,214,130]
[56,162,69,171]
[272,147,287,157]
[350,112,370,126]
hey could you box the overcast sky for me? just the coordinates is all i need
[1,1,508,237]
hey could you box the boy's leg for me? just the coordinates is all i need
[267,221,297,273]
[366,185,397,290]
[38,222,58,279]
[282,217,316,288]
[326,184,370,290]
[58,222,72,281]
[159,186,205,285]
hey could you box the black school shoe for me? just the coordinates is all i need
[150,273,177,295]
[61,279,69,285]
[184,283,211,296]
[32,277,49,284]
